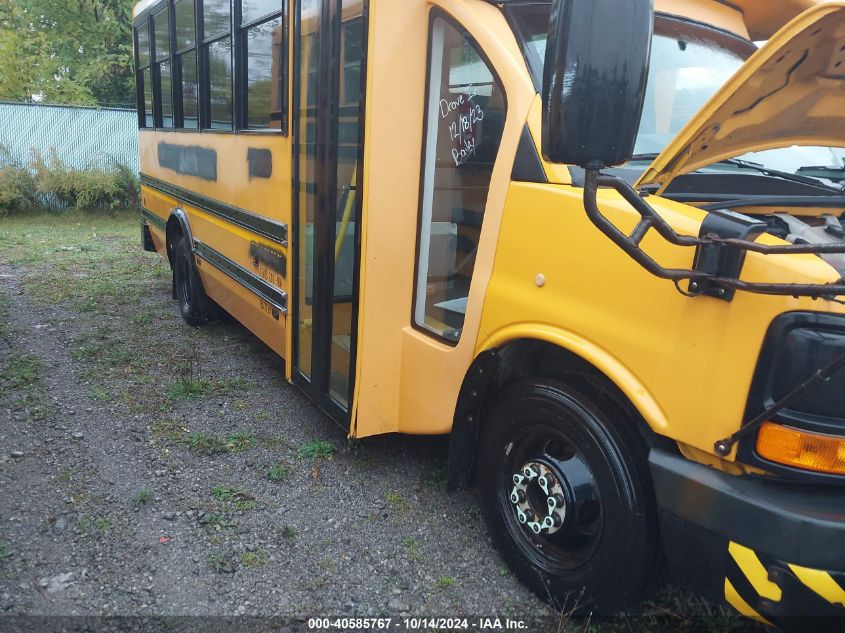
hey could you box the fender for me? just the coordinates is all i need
[480,323,669,433]
[447,323,669,490]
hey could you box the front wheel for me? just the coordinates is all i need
[478,379,659,615]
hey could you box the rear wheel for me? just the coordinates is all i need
[172,234,219,326]
[478,379,658,615]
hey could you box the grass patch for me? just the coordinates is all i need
[0,353,42,389]
[239,548,268,568]
[266,463,287,482]
[184,432,228,455]
[279,525,296,539]
[151,419,187,443]
[169,378,215,401]
[225,431,257,453]
[210,486,259,512]
[0,541,13,560]
[386,491,410,513]
[403,537,423,562]
[209,549,237,574]
[298,440,335,461]
[132,488,152,508]
[435,576,455,589]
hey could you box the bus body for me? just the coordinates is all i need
[133,0,845,620]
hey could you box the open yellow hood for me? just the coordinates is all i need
[636,1,845,194]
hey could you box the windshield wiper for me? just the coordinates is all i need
[719,157,842,191]
[628,154,842,192]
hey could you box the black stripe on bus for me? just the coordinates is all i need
[140,174,288,246]
[193,240,288,315]
[141,208,167,231]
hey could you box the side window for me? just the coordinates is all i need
[153,7,173,128]
[135,22,153,128]
[174,0,199,129]
[203,0,233,129]
[413,15,506,343]
[238,1,285,130]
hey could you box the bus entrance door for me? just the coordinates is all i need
[293,0,367,424]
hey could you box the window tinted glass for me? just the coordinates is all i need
[242,0,280,25]
[414,16,506,342]
[204,0,231,39]
[143,67,153,127]
[159,60,173,127]
[174,0,195,51]
[153,8,170,61]
[341,17,362,106]
[136,24,150,68]
[180,52,199,128]
[245,17,283,129]
[208,37,233,128]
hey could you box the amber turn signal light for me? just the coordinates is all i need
[756,423,845,475]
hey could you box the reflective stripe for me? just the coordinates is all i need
[788,564,845,607]
[724,578,772,625]
[728,542,783,602]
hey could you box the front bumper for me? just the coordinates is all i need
[650,449,845,623]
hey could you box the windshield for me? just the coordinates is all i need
[508,6,845,184]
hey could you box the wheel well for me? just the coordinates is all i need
[447,339,664,491]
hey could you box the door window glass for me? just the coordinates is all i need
[414,15,506,343]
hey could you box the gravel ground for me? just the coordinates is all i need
[0,213,760,633]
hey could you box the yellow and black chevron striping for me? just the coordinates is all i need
[725,541,845,624]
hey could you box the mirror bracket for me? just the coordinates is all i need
[582,167,845,301]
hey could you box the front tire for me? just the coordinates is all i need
[478,379,658,615]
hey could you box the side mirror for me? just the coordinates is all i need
[542,0,653,168]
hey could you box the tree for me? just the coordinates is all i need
[0,0,136,107]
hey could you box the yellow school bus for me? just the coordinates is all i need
[133,0,845,621]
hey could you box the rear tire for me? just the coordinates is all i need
[478,379,658,615]
[172,234,219,326]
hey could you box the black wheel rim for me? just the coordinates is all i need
[497,423,604,575]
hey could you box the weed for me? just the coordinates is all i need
[266,463,287,482]
[279,525,296,539]
[211,486,258,511]
[0,541,12,560]
[198,513,229,531]
[184,432,228,455]
[169,378,214,401]
[225,431,257,452]
[209,549,236,574]
[403,537,423,562]
[386,492,410,513]
[298,440,335,460]
[151,419,187,443]
[133,488,152,508]
[435,576,455,589]
[239,549,268,568]
[95,517,110,532]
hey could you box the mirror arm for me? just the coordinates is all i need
[581,167,845,300]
